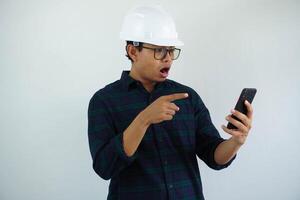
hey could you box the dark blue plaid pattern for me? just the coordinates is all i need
[88,70,236,199]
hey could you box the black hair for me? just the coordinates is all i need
[125,41,143,63]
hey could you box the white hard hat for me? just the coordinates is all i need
[120,5,184,47]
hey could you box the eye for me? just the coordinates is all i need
[168,49,175,53]
[155,48,164,53]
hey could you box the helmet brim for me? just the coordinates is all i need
[120,35,184,47]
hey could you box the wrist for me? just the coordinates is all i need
[228,137,244,148]
[137,110,151,127]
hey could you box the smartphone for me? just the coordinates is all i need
[227,88,257,129]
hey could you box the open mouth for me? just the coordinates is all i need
[160,67,170,78]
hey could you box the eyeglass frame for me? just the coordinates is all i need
[140,45,181,60]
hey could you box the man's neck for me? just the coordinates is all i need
[129,68,156,93]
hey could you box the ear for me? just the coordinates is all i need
[127,44,139,62]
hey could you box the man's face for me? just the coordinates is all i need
[134,43,174,83]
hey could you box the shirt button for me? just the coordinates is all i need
[169,184,173,189]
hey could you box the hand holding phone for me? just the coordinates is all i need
[227,88,257,129]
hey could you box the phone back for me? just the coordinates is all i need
[227,88,257,129]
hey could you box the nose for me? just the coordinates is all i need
[162,50,172,63]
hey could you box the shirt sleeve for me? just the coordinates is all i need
[88,92,138,180]
[191,90,236,170]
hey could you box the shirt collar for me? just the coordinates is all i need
[120,70,170,91]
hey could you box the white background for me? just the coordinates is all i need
[1,0,299,199]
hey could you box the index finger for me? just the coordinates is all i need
[164,93,189,102]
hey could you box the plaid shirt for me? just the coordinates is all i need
[88,70,236,200]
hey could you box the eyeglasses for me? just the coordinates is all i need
[141,46,181,60]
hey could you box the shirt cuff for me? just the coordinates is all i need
[114,132,138,163]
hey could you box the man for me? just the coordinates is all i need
[88,5,253,200]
